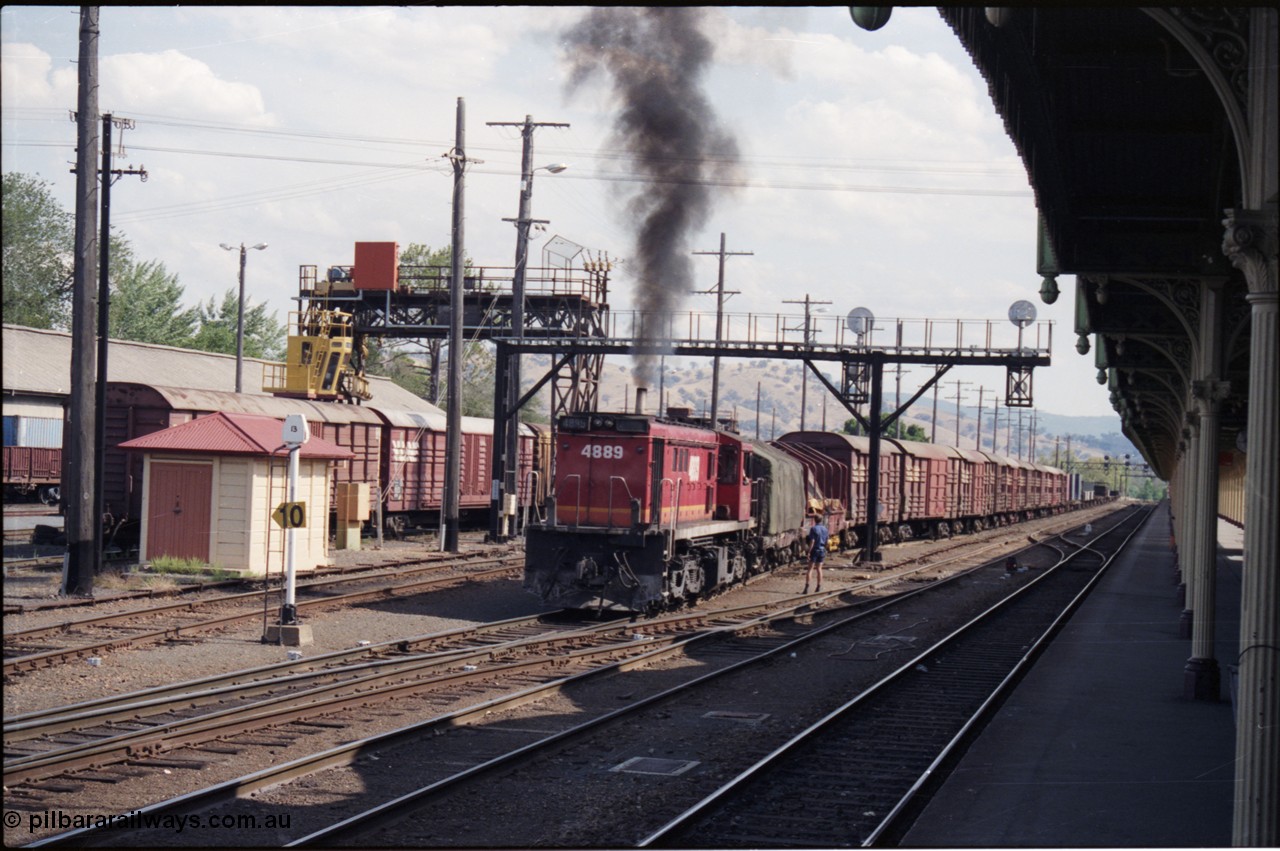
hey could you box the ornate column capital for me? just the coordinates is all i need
[1223,206,1278,294]
[1192,378,1232,411]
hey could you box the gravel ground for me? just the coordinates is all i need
[3,536,541,719]
[1,504,1128,847]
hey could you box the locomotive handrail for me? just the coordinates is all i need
[607,476,634,530]
[658,477,681,562]
[521,470,543,532]
[557,474,582,527]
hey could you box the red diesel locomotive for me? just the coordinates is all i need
[523,410,780,613]
[524,408,1077,614]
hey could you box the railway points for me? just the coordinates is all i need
[4,501,1151,848]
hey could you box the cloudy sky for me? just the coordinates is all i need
[1,6,1117,419]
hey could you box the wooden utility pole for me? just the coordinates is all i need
[951,380,971,445]
[974,386,986,450]
[931,382,939,443]
[694,233,750,427]
[784,294,830,431]
[63,6,100,597]
[443,97,466,553]
[94,114,145,561]
[991,395,1001,453]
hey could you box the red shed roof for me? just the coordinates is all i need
[117,412,356,460]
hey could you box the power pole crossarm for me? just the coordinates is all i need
[784,294,831,431]
[693,233,751,427]
[486,115,569,541]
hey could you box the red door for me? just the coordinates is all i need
[147,462,212,562]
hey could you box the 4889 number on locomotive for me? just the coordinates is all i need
[523,411,774,614]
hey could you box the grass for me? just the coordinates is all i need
[144,555,240,582]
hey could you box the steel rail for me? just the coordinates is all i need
[638,505,1151,848]
[7,513,1100,787]
[281,519,1114,847]
[25,539,1011,849]
[3,611,578,734]
[3,550,513,643]
[2,558,523,676]
[17,508,1132,847]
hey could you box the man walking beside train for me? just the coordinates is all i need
[803,518,829,594]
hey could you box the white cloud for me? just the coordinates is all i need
[0,42,77,105]
[101,50,271,121]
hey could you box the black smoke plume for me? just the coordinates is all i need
[564,7,740,391]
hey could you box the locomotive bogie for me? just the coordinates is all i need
[524,523,754,612]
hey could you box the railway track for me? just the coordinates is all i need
[2,503,1109,676]
[642,505,1150,848]
[2,549,523,677]
[13,505,1142,848]
[3,537,994,793]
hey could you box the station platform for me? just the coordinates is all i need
[903,502,1240,848]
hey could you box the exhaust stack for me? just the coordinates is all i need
[634,387,648,415]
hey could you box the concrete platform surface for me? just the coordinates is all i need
[903,503,1239,848]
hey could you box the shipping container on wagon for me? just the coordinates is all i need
[2,415,64,448]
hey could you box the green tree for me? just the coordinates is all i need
[439,340,496,418]
[109,257,198,347]
[191,289,286,360]
[841,416,929,441]
[398,241,454,285]
[363,337,433,399]
[2,172,74,329]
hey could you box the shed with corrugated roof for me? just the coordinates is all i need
[117,412,355,576]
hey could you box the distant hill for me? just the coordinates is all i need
[523,355,1140,464]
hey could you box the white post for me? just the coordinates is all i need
[284,442,299,620]
[279,414,309,631]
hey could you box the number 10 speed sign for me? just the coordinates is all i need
[273,501,307,529]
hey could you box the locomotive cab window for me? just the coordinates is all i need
[718,445,738,484]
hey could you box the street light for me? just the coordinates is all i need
[220,242,268,393]
[499,160,566,538]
